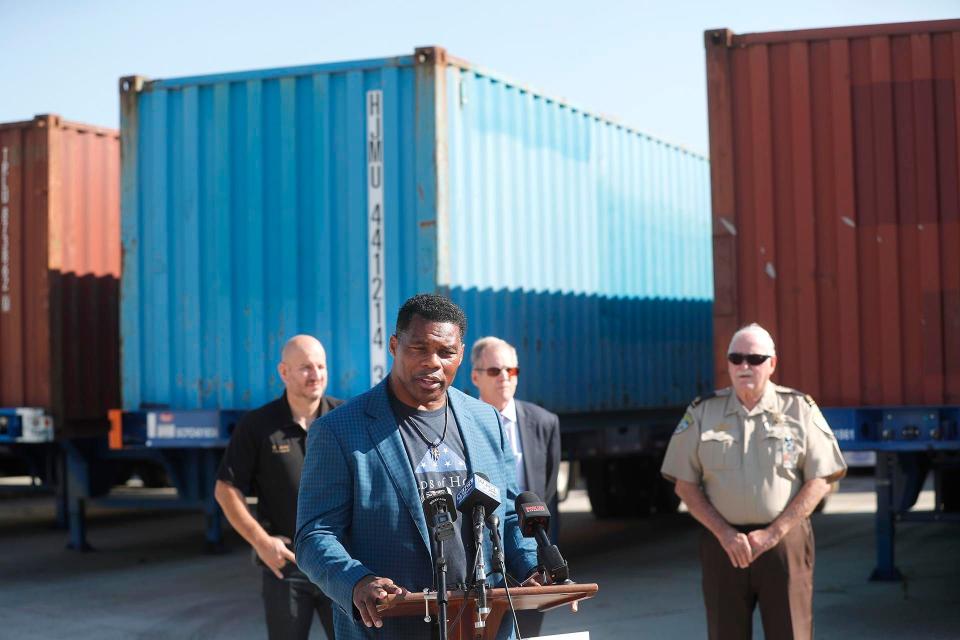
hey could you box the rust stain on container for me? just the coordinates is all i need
[0,115,120,437]
[705,19,960,406]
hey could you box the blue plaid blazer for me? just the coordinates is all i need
[295,378,539,640]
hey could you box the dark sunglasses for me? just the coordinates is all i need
[475,366,520,378]
[727,353,772,366]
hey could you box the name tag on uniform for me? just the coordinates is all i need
[271,443,291,454]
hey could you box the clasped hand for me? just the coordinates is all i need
[721,527,781,568]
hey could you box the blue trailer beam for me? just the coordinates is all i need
[64,410,243,551]
[824,405,960,581]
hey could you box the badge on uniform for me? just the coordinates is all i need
[778,435,799,469]
[674,412,694,435]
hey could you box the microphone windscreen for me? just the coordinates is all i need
[515,491,550,537]
[456,473,502,515]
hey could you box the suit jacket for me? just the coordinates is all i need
[295,378,538,640]
[515,400,562,542]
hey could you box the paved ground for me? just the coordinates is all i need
[1,474,957,639]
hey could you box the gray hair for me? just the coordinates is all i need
[727,323,776,355]
[470,336,517,368]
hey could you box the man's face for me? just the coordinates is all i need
[389,315,464,410]
[279,342,328,404]
[471,344,518,411]
[727,331,777,402]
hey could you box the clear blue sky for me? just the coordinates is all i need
[2,0,955,155]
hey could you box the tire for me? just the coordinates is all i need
[654,476,681,514]
[941,468,960,513]
[584,457,656,518]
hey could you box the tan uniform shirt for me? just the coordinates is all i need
[661,383,847,525]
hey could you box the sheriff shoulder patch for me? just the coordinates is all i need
[674,412,694,435]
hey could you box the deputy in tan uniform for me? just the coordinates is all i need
[662,323,846,640]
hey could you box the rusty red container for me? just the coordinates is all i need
[0,115,120,437]
[705,19,960,406]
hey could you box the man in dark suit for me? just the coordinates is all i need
[471,336,562,637]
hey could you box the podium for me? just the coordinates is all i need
[377,583,598,640]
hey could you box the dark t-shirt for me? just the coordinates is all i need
[387,386,474,588]
[217,393,343,541]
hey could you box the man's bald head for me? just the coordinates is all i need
[278,335,328,405]
[282,335,326,363]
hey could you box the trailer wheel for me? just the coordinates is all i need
[584,458,655,518]
[654,476,681,514]
[941,468,960,512]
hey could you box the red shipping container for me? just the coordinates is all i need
[705,19,960,407]
[0,115,120,437]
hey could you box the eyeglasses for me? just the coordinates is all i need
[727,353,772,366]
[475,366,520,378]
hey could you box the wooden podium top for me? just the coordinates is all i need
[377,583,598,640]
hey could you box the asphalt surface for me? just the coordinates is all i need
[1,475,958,639]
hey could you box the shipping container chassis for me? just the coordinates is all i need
[559,409,682,519]
[823,406,960,581]
[62,410,241,551]
[48,405,960,581]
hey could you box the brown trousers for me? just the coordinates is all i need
[700,518,814,640]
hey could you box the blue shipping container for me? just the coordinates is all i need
[120,47,713,415]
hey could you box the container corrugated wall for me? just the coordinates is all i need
[121,48,714,413]
[119,58,426,410]
[0,115,120,437]
[705,19,960,407]
[442,64,713,411]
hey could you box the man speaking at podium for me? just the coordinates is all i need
[296,295,540,640]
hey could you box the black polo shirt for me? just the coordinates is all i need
[217,393,343,541]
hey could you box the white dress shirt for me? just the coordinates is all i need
[500,398,526,492]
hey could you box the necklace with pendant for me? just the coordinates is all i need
[411,396,449,461]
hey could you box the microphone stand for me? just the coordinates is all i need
[471,505,489,639]
[486,514,520,638]
[429,510,455,640]
[434,532,449,640]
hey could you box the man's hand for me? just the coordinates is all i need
[521,570,545,586]
[254,535,296,579]
[719,528,753,568]
[747,527,782,559]
[353,575,405,629]
[521,570,576,611]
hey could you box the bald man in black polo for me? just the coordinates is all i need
[215,335,342,640]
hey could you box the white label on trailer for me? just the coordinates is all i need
[14,408,54,443]
[833,428,856,442]
[1,147,10,313]
[367,90,386,387]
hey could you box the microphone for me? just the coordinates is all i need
[515,491,570,583]
[456,473,501,634]
[485,514,505,575]
[455,472,502,521]
[422,487,457,543]
[422,488,456,637]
